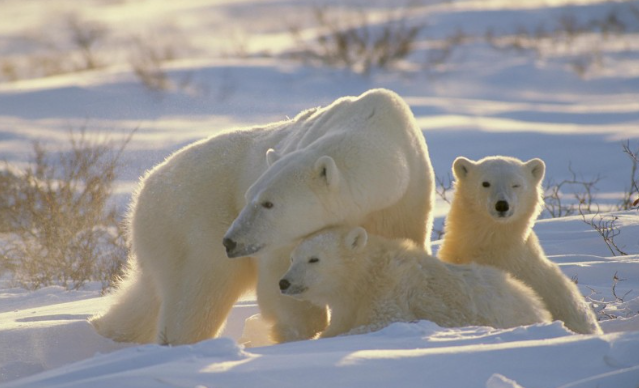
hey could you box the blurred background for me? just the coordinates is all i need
[0,0,638,290]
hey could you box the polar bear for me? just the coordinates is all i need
[91,89,435,345]
[279,226,551,338]
[437,156,602,335]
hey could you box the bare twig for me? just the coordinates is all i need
[435,173,453,204]
[619,140,639,210]
[612,271,632,302]
[579,207,627,256]
[585,278,634,321]
[543,163,602,218]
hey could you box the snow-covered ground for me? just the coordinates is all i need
[1,215,638,388]
[1,0,638,387]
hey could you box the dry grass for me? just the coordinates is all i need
[0,14,109,82]
[129,36,175,93]
[485,4,639,77]
[66,14,110,71]
[0,13,195,95]
[0,128,134,291]
[127,26,196,94]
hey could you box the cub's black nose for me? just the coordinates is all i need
[495,200,509,212]
[279,279,291,291]
[222,238,237,253]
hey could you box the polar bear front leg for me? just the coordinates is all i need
[154,244,257,345]
[256,247,328,343]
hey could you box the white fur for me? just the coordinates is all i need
[91,89,435,345]
[438,156,602,335]
[281,226,551,338]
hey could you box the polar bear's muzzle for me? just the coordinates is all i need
[491,200,514,220]
[222,237,263,258]
[279,277,307,298]
[496,200,509,215]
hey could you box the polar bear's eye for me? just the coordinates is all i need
[513,184,521,188]
[309,257,319,264]
[261,201,274,209]
[482,182,490,188]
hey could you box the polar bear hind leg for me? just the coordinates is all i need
[91,263,160,344]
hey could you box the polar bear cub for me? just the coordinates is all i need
[280,226,551,338]
[438,156,602,335]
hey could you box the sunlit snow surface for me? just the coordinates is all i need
[1,0,638,386]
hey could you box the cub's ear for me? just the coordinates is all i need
[266,148,279,167]
[525,158,545,184]
[452,157,476,180]
[314,155,339,190]
[344,227,368,253]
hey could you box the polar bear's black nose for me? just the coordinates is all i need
[222,238,237,253]
[279,279,291,291]
[495,201,509,212]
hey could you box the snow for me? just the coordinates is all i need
[1,0,639,387]
[2,215,638,387]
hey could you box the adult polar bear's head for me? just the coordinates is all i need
[452,156,545,223]
[223,149,358,258]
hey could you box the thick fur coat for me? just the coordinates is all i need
[91,89,435,344]
[438,156,602,335]
[280,226,551,338]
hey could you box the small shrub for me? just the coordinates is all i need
[432,174,454,240]
[0,170,20,232]
[0,13,109,82]
[435,173,454,205]
[543,164,602,218]
[485,5,639,77]
[129,37,173,93]
[66,14,109,71]
[580,211,627,256]
[541,141,639,256]
[0,128,134,291]
[128,33,195,94]
[587,271,635,320]
[619,141,639,210]
[424,29,467,71]
[0,60,20,82]
[543,141,639,218]
[288,5,426,74]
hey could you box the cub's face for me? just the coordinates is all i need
[279,227,368,304]
[223,151,344,258]
[452,156,545,223]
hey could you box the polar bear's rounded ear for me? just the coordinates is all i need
[452,157,475,180]
[314,155,339,190]
[344,227,368,253]
[525,158,545,184]
[266,148,279,167]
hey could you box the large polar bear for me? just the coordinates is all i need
[91,89,435,345]
[279,226,551,338]
[437,156,602,335]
